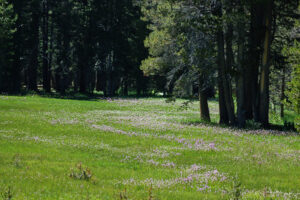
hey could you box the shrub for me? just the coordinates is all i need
[1,186,13,200]
[69,163,93,181]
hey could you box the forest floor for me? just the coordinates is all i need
[0,95,299,200]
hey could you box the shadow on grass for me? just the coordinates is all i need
[2,91,297,134]
[2,90,168,102]
[179,118,298,135]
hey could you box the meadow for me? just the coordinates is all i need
[0,95,299,199]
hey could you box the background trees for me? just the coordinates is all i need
[0,0,16,92]
[0,0,149,96]
[141,0,299,128]
[0,0,299,129]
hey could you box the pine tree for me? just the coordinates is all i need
[0,0,17,93]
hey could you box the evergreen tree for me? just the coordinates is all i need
[0,0,17,92]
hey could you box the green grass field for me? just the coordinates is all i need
[0,95,299,199]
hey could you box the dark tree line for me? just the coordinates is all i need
[0,0,152,95]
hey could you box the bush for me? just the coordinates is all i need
[69,163,93,181]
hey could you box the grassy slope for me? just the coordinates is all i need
[0,95,299,200]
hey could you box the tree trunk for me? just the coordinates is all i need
[280,65,285,118]
[28,1,39,91]
[11,0,22,93]
[42,0,50,93]
[216,3,228,125]
[136,74,142,96]
[106,51,114,96]
[215,1,236,125]
[55,69,61,93]
[259,0,273,127]
[49,9,54,90]
[246,3,265,122]
[79,63,86,93]
[236,74,246,128]
[224,2,235,120]
[61,30,71,94]
[96,70,101,91]
[218,77,229,124]
[123,77,129,96]
[236,6,246,128]
[199,76,210,122]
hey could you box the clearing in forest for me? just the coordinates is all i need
[0,96,299,199]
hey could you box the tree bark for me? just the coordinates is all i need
[236,5,246,128]
[199,75,210,122]
[11,0,23,93]
[246,3,265,122]
[105,51,115,96]
[280,65,285,118]
[218,77,229,124]
[79,63,86,93]
[224,1,235,120]
[42,0,51,93]
[28,1,39,91]
[259,0,273,127]
[49,10,54,91]
[123,77,129,96]
[215,1,236,125]
[96,70,101,91]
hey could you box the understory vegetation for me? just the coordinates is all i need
[0,95,299,199]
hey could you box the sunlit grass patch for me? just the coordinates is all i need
[0,95,299,199]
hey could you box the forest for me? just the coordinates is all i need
[0,0,299,129]
[1,0,300,199]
